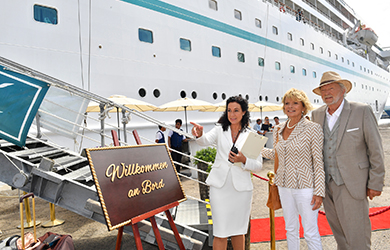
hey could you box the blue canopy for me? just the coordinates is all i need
[0,66,50,147]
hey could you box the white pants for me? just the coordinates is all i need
[278,187,322,250]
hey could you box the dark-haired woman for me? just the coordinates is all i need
[191,96,263,250]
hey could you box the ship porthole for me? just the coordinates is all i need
[276,97,279,102]
[180,90,187,98]
[222,93,226,100]
[153,89,160,98]
[245,94,249,100]
[138,88,146,97]
[265,96,268,101]
[213,92,218,100]
[191,91,197,99]
[259,96,262,101]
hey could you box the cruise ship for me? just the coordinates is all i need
[2,1,390,143]
[1,1,390,248]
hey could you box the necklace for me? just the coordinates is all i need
[286,119,298,129]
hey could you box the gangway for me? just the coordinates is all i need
[0,56,209,249]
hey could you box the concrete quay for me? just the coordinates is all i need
[1,122,390,249]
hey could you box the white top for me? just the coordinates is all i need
[326,99,345,131]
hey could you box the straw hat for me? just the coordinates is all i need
[312,71,352,95]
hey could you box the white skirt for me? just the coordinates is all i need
[209,169,252,238]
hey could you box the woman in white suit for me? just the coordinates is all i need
[191,96,262,250]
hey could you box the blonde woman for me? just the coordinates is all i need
[262,88,325,250]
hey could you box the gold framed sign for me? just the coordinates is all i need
[85,144,186,231]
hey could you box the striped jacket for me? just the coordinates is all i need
[262,117,325,197]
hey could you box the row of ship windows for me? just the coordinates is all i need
[137,80,382,104]
[139,87,283,103]
[139,28,387,81]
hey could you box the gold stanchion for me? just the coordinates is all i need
[42,203,65,228]
[267,171,276,250]
[17,192,41,229]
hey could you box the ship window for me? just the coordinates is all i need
[272,26,278,35]
[313,71,317,78]
[354,82,356,87]
[34,5,58,25]
[213,92,218,100]
[364,68,366,72]
[180,38,191,51]
[290,65,295,73]
[302,68,307,76]
[222,93,226,100]
[259,95,263,101]
[138,28,153,43]
[328,51,331,57]
[352,62,355,67]
[212,46,221,57]
[362,84,364,89]
[341,57,344,63]
[237,52,245,62]
[258,57,265,67]
[275,61,281,70]
[265,96,268,101]
[255,18,262,28]
[320,47,323,54]
[335,54,338,60]
[138,88,146,97]
[276,97,280,102]
[347,59,350,65]
[245,94,249,100]
[310,43,314,50]
[192,91,197,99]
[180,90,187,98]
[300,38,304,46]
[209,0,218,11]
[153,89,160,98]
[287,33,293,41]
[234,9,242,20]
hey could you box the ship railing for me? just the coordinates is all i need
[0,55,212,205]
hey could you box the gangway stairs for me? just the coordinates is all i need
[0,137,208,249]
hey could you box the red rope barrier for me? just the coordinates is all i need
[319,205,390,217]
[252,173,269,182]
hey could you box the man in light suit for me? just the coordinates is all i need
[312,71,385,250]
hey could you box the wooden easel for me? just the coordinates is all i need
[111,130,185,250]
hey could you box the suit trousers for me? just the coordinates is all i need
[324,179,371,250]
[278,187,322,250]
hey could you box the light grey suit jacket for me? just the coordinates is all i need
[196,125,263,191]
[312,99,385,199]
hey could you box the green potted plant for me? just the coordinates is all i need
[193,147,216,201]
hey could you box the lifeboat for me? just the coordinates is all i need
[355,25,378,46]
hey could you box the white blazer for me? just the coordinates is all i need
[196,125,263,191]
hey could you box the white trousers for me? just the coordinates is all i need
[278,187,322,250]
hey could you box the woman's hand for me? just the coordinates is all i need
[190,122,203,138]
[229,150,247,164]
[311,195,323,210]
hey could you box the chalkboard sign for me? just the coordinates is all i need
[85,144,186,230]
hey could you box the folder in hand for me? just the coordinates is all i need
[234,131,268,166]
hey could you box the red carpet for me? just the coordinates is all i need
[250,206,390,243]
